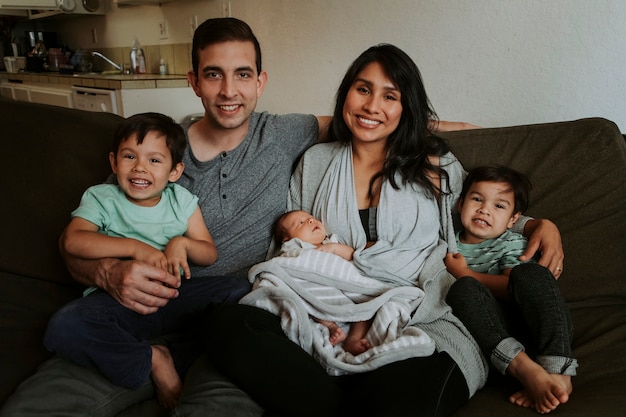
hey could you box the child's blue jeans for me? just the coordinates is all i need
[43,275,250,389]
[446,263,578,376]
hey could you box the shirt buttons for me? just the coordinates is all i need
[222,173,227,178]
[222,194,227,199]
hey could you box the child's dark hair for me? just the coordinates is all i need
[273,211,293,244]
[111,113,186,167]
[461,165,532,213]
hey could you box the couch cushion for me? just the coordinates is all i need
[443,118,626,416]
[441,118,626,304]
[0,99,124,284]
[0,271,81,405]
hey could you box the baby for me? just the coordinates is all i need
[274,210,371,355]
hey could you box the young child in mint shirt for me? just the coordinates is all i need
[44,113,220,409]
[445,165,577,415]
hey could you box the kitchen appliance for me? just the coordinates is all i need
[0,0,105,16]
[3,56,26,73]
[71,86,118,114]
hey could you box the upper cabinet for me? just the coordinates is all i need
[0,0,56,8]
[115,0,179,5]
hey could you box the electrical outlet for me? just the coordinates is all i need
[222,2,231,17]
[158,20,169,40]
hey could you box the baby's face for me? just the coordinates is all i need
[281,211,327,244]
[458,181,521,244]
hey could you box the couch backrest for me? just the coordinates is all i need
[441,118,626,305]
[0,99,124,284]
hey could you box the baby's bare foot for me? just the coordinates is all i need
[343,337,371,355]
[327,323,347,346]
[151,345,182,409]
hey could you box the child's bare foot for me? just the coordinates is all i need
[314,318,347,346]
[327,323,347,346]
[343,336,371,355]
[151,345,182,409]
[507,352,573,414]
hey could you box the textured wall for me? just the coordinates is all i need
[30,0,626,131]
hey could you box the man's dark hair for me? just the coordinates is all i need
[192,17,262,76]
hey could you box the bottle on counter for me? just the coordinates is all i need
[159,58,167,75]
[129,37,146,74]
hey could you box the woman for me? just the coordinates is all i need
[207,44,554,417]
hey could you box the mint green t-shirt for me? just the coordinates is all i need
[72,182,198,250]
[72,182,198,296]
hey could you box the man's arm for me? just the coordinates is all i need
[59,226,180,315]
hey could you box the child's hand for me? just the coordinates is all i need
[444,252,470,279]
[133,242,169,272]
[164,237,191,281]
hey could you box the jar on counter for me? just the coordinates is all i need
[47,48,67,71]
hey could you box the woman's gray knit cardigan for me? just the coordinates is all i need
[288,141,489,396]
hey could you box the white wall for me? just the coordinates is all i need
[40,0,626,131]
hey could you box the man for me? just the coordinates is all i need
[0,17,563,417]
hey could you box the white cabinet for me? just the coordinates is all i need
[0,81,72,109]
[120,87,202,122]
[0,83,31,102]
[30,86,73,108]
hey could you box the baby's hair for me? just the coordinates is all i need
[111,112,186,167]
[273,211,294,244]
[461,165,532,213]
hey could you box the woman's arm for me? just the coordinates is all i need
[316,117,479,142]
[429,120,482,132]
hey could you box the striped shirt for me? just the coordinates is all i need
[456,229,529,274]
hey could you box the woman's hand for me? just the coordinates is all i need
[520,219,564,278]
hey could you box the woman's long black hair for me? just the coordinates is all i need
[328,44,450,197]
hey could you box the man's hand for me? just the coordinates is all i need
[520,219,564,278]
[98,259,180,315]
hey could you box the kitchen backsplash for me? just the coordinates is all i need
[90,42,191,75]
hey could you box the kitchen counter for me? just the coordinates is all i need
[0,71,190,90]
